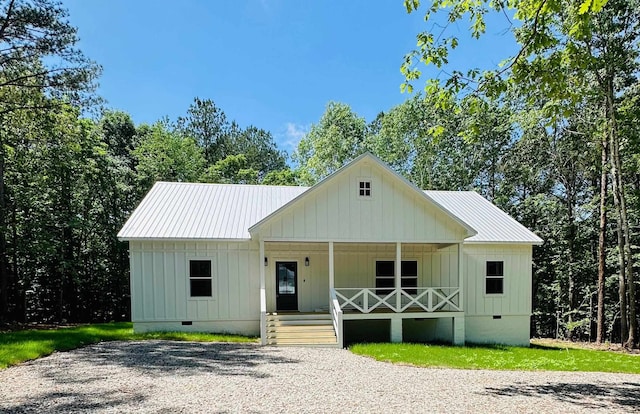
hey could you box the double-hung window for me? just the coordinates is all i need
[375,260,418,295]
[401,261,418,294]
[190,260,212,297]
[486,261,504,294]
[375,261,395,295]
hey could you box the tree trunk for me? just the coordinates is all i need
[603,75,636,348]
[567,222,577,339]
[11,201,24,322]
[615,150,636,348]
[608,130,627,344]
[596,135,608,344]
[606,82,632,346]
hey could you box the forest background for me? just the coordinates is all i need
[0,0,638,347]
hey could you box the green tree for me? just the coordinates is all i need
[176,98,229,165]
[99,111,138,161]
[133,122,206,193]
[262,168,300,186]
[402,0,640,347]
[89,111,140,320]
[231,125,287,178]
[0,0,100,114]
[293,102,367,185]
[3,102,131,322]
[176,98,287,178]
[0,0,100,322]
[368,94,512,198]
[201,154,259,185]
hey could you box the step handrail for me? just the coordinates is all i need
[330,288,344,348]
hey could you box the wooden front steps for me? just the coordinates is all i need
[266,313,339,347]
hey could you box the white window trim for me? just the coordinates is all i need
[187,257,215,300]
[374,259,419,291]
[484,260,505,296]
[357,178,373,199]
[374,259,395,295]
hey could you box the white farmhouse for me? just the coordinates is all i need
[118,153,542,347]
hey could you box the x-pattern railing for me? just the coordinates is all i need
[334,287,461,313]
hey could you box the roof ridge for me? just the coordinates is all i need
[154,181,309,189]
[424,189,478,194]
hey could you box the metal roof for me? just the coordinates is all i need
[425,191,543,244]
[117,182,307,240]
[118,182,542,244]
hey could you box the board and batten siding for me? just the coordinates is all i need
[463,244,533,316]
[463,244,533,346]
[333,243,459,289]
[129,240,260,335]
[255,162,468,243]
[264,242,460,313]
[265,243,329,313]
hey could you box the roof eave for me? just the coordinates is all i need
[117,237,252,243]
[464,240,544,245]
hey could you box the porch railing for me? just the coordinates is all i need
[333,287,461,313]
[329,289,344,348]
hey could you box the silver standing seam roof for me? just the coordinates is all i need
[425,191,543,244]
[118,182,542,244]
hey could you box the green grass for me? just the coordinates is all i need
[0,322,256,369]
[350,342,640,373]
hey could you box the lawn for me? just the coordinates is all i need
[350,342,640,374]
[0,322,256,369]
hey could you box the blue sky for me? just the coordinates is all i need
[64,0,517,156]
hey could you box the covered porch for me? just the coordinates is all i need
[259,240,465,347]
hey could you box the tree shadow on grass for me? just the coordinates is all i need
[485,381,640,410]
[47,341,299,381]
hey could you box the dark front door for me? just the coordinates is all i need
[276,261,298,311]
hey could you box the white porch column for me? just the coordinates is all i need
[390,318,403,342]
[329,241,335,301]
[259,239,266,345]
[392,242,403,342]
[329,242,335,309]
[260,240,266,290]
[458,242,464,311]
[395,242,402,311]
[453,315,465,345]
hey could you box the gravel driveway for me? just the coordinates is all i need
[1,341,639,413]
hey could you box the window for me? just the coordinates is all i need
[190,260,212,297]
[359,180,371,197]
[375,260,418,295]
[375,261,395,295]
[401,261,418,295]
[486,261,504,294]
